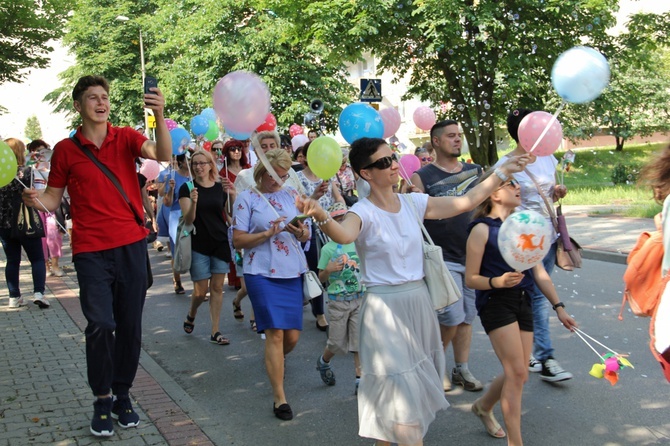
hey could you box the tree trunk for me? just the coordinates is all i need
[615,136,625,151]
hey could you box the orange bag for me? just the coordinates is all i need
[619,231,667,320]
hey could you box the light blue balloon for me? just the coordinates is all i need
[69,129,76,138]
[170,128,191,155]
[201,107,217,122]
[338,103,384,144]
[227,129,252,140]
[190,115,209,136]
[551,46,610,104]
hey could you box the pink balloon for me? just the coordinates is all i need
[413,106,436,131]
[398,154,421,181]
[165,119,178,131]
[380,108,401,138]
[140,159,161,181]
[213,71,270,133]
[289,124,304,138]
[291,134,309,152]
[518,111,564,157]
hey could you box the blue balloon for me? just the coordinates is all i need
[338,103,384,144]
[190,115,209,136]
[69,129,76,138]
[226,129,252,140]
[170,128,191,155]
[551,46,610,104]
[201,107,217,122]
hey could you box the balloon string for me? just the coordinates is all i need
[573,329,605,361]
[254,146,285,187]
[528,101,566,154]
[398,162,413,188]
[15,178,70,237]
[574,327,620,356]
[224,157,231,215]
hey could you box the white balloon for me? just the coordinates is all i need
[498,210,552,271]
[551,46,610,104]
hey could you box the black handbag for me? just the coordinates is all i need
[70,137,153,289]
[12,201,45,239]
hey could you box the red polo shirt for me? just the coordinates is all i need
[49,123,149,255]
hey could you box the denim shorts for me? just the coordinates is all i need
[190,250,230,282]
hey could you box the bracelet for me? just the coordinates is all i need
[313,216,332,226]
[489,277,497,289]
[552,302,565,311]
[494,167,508,182]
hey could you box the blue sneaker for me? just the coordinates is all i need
[316,356,336,386]
[90,397,114,437]
[111,395,140,428]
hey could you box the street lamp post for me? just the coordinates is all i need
[116,15,150,137]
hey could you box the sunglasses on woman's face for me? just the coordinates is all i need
[420,156,433,162]
[228,147,242,153]
[362,153,399,170]
[501,178,520,189]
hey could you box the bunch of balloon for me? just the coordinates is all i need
[398,154,421,181]
[517,111,564,157]
[0,141,18,188]
[140,160,161,181]
[338,103,384,144]
[552,46,610,104]
[213,71,270,136]
[291,134,309,152]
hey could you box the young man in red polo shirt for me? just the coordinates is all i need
[23,75,171,437]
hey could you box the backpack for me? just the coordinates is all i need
[619,231,667,320]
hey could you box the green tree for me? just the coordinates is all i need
[48,0,356,134]
[286,0,620,165]
[0,0,71,84]
[24,114,42,141]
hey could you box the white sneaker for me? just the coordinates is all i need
[51,267,64,277]
[529,355,542,373]
[32,292,50,309]
[540,358,573,382]
[8,297,26,308]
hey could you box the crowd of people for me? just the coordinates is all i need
[2,73,667,445]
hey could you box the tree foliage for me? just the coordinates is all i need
[0,0,71,84]
[48,0,356,134]
[24,114,43,141]
[289,0,620,165]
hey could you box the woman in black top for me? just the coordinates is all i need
[179,150,236,345]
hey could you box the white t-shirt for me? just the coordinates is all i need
[349,193,428,287]
[495,154,558,241]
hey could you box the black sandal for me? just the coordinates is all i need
[233,301,244,320]
[273,403,293,421]
[183,314,195,334]
[249,320,257,332]
[210,331,230,345]
[174,280,185,295]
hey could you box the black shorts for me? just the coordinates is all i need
[479,289,533,335]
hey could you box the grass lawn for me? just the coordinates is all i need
[534,142,665,218]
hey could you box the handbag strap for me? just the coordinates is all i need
[70,136,143,227]
[522,167,559,232]
[402,194,437,246]
[252,187,309,271]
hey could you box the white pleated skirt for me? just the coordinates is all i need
[357,280,449,444]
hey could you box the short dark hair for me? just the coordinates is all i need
[27,139,49,152]
[506,108,533,143]
[280,134,292,148]
[429,120,459,145]
[349,137,387,176]
[308,129,319,136]
[293,146,305,161]
[72,75,110,103]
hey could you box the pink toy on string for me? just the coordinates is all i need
[574,328,633,385]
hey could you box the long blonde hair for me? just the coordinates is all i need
[190,150,220,183]
[4,138,26,167]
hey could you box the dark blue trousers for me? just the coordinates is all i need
[0,228,46,297]
[74,239,147,397]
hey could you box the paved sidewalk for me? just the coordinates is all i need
[0,207,658,445]
[0,249,213,446]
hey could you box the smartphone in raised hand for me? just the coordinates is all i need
[144,76,158,95]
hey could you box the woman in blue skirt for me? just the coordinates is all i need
[232,149,310,421]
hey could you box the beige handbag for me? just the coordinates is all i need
[404,195,462,310]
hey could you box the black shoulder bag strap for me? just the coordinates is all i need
[70,136,144,227]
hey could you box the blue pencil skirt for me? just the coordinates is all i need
[244,274,303,332]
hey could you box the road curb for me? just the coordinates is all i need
[582,248,628,265]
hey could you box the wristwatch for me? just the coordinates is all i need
[552,302,565,311]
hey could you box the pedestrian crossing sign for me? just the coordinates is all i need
[360,78,382,102]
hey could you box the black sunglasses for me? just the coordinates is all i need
[228,147,242,152]
[362,153,399,170]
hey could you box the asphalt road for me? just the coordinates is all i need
[140,251,670,446]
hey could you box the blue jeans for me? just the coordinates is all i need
[531,242,557,362]
[0,228,46,297]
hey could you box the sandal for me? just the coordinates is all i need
[174,280,185,295]
[233,301,244,320]
[249,320,257,332]
[183,315,195,334]
[210,331,230,345]
[471,399,506,439]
